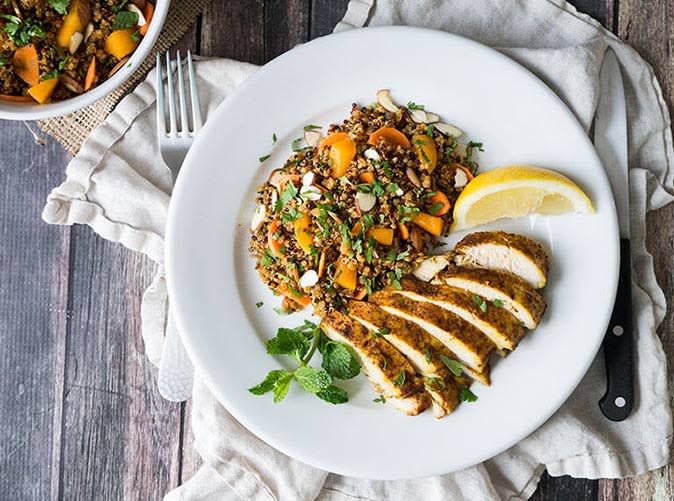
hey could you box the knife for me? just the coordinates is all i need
[594,49,633,421]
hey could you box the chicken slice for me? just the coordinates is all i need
[453,231,549,288]
[436,267,547,329]
[348,301,461,418]
[321,311,430,415]
[397,278,526,352]
[369,291,495,372]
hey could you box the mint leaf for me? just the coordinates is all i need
[321,342,360,379]
[373,395,386,404]
[393,371,406,387]
[273,373,293,403]
[459,387,478,403]
[316,385,348,404]
[266,327,312,362]
[294,366,332,393]
[275,182,298,212]
[439,355,463,377]
[248,370,291,396]
[492,298,504,308]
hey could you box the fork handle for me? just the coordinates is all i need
[158,311,194,402]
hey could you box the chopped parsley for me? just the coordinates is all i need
[371,179,385,196]
[381,160,393,177]
[463,141,484,170]
[260,249,277,266]
[1,15,45,47]
[112,10,139,30]
[303,124,321,131]
[255,301,264,308]
[398,206,420,223]
[258,154,271,163]
[425,348,432,363]
[387,268,403,290]
[49,0,70,15]
[385,182,399,193]
[472,294,488,313]
[426,124,435,137]
[281,206,303,223]
[272,132,277,144]
[365,236,375,264]
[291,137,305,151]
[460,388,479,403]
[428,202,445,215]
[439,355,463,377]
[393,371,406,386]
[384,249,409,262]
[407,101,425,110]
[373,395,387,404]
[275,182,298,212]
[492,298,504,308]
[131,30,141,42]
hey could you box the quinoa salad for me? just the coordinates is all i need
[0,0,155,103]
[249,90,484,316]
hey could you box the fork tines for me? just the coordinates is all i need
[156,50,203,137]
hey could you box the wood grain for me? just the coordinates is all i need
[0,124,71,501]
[0,0,672,499]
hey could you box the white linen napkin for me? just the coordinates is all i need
[43,0,673,499]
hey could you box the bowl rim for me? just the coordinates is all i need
[0,0,171,121]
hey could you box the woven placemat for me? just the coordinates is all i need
[37,0,212,154]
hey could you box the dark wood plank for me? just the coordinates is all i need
[264,0,310,60]
[311,0,349,38]
[58,228,182,500]
[532,472,599,501]
[200,1,265,64]
[599,0,674,496]
[0,123,71,500]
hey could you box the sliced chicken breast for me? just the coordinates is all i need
[369,291,495,372]
[437,267,547,329]
[348,301,461,418]
[321,311,430,415]
[453,231,549,288]
[396,278,526,352]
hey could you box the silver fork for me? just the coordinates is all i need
[156,50,202,402]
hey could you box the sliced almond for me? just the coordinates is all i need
[250,204,266,232]
[270,189,278,208]
[300,184,322,202]
[108,56,130,77]
[302,171,315,186]
[317,251,326,278]
[268,169,284,189]
[454,168,469,188]
[425,112,440,123]
[299,270,319,288]
[328,211,343,224]
[435,122,463,138]
[413,255,449,282]
[69,31,83,54]
[60,74,83,94]
[406,167,421,188]
[83,23,94,43]
[355,191,376,212]
[394,187,404,196]
[376,89,400,113]
[126,3,147,26]
[363,148,380,161]
[304,128,322,148]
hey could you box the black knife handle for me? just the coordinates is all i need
[599,238,633,421]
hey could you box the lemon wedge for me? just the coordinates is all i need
[451,165,594,231]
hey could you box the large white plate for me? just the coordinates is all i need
[167,27,619,480]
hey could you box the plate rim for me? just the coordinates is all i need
[166,25,620,479]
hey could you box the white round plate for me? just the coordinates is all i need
[167,26,619,480]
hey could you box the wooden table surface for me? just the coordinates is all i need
[0,1,672,499]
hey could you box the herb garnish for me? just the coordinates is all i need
[393,371,406,386]
[384,249,409,262]
[373,395,387,404]
[381,160,393,177]
[426,124,435,137]
[258,154,271,163]
[41,56,69,81]
[385,182,399,193]
[0,55,8,67]
[407,101,425,110]
[472,294,488,313]
[492,299,504,308]
[275,182,298,212]
[459,388,478,403]
[112,10,139,30]
[49,0,70,15]
[255,301,264,308]
[463,141,484,170]
[291,137,305,151]
[248,321,359,404]
[272,132,277,144]
[387,268,403,290]
[398,206,420,223]
[1,15,45,47]
[425,348,432,363]
[439,355,463,377]
[428,202,445,215]
[303,124,321,131]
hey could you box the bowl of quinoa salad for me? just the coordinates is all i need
[249,90,483,317]
[0,0,169,120]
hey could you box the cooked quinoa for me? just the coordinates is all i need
[249,98,483,316]
[0,0,154,102]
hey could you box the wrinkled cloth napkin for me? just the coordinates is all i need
[43,0,674,499]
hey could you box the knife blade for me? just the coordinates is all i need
[593,49,633,421]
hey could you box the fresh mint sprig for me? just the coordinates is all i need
[248,321,360,405]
